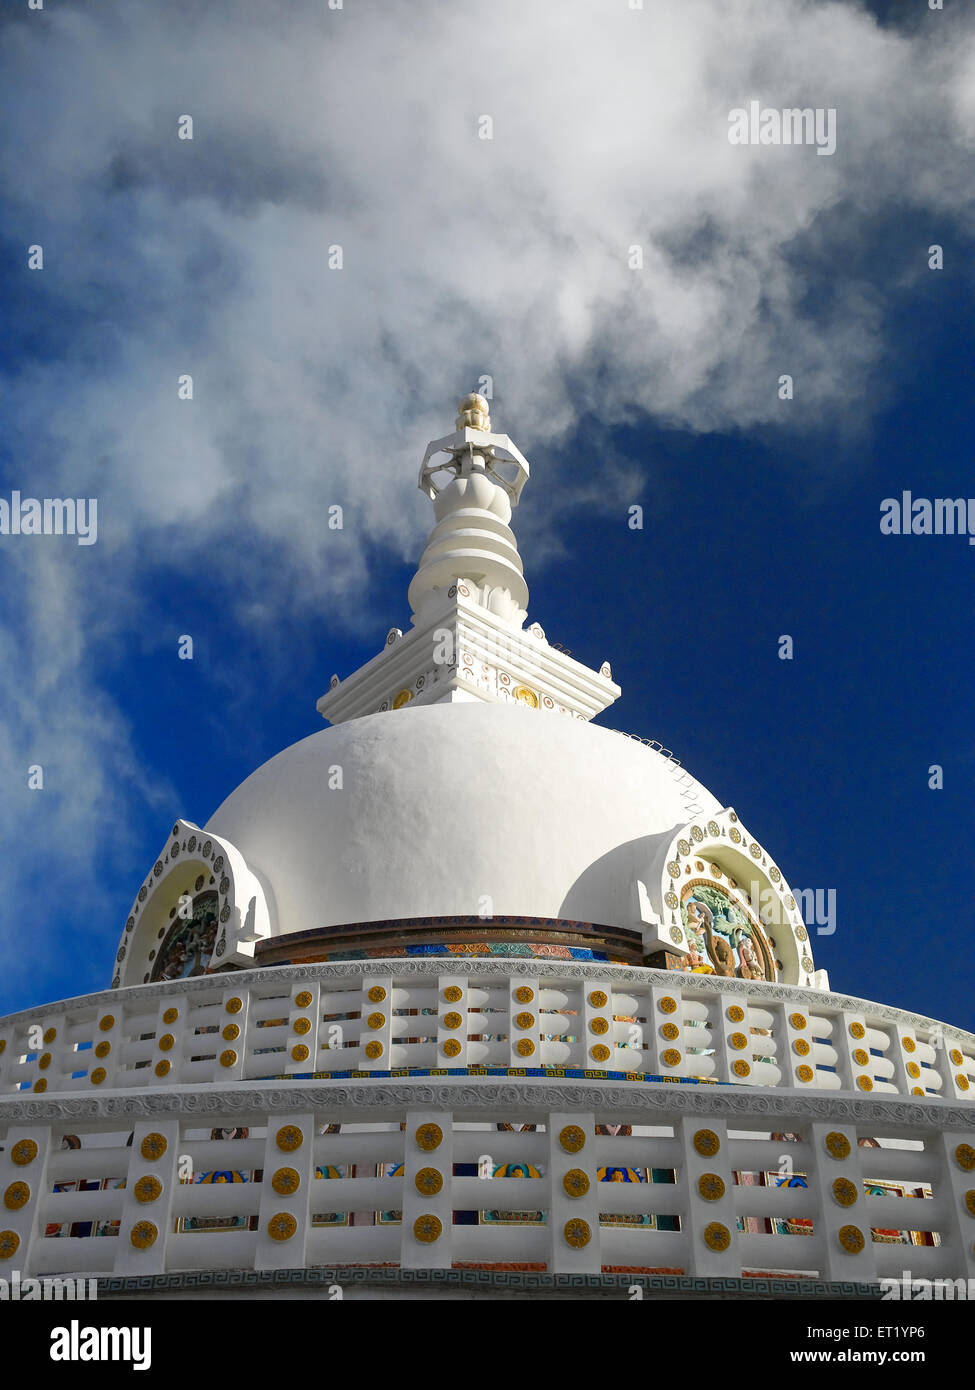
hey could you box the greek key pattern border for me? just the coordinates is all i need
[94,1265,887,1300]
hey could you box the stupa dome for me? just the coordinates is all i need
[203,701,722,965]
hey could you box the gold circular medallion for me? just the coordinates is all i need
[793,1039,810,1056]
[3,1182,30,1211]
[154,1060,170,1078]
[515,1012,536,1030]
[442,986,463,1004]
[366,1013,385,1031]
[442,1039,462,1058]
[99,1015,114,1032]
[442,1012,462,1030]
[590,1044,611,1062]
[415,1167,443,1196]
[588,990,608,1009]
[33,1079,47,1093]
[912,1086,925,1095]
[134,1176,162,1204]
[90,1067,107,1086]
[838,1224,865,1254]
[158,1033,174,1052]
[413,1213,442,1242]
[416,1123,443,1152]
[295,991,313,1009]
[268,1212,298,1242]
[516,1038,535,1057]
[219,1050,237,1068]
[950,1048,963,1066]
[658,996,677,1015]
[906,1061,920,1079]
[965,1190,975,1218]
[902,1036,916,1053]
[513,986,534,1004]
[563,1218,591,1249]
[849,1022,865,1040]
[857,1075,873,1092]
[513,686,538,709]
[38,1053,51,1070]
[589,1017,609,1036]
[954,1143,975,1172]
[832,1177,858,1207]
[661,1022,679,1041]
[732,1060,750,1077]
[958,1075,971,1092]
[0,1231,20,1261]
[95,1041,111,1058]
[852,1047,868,1066]
[662,1048,681,1067]
[726,1006,745,1024]
[796,1064,814,1082]
[825,1131,850,1160]
[559,1124,586,1154]
[364,1040,384,1059]
[11,1140,38,1167]
[294,1017,313,1035]
[222,1024,239,1041]
[563,1168,590,1198]
[693,1129,720,1157]
[392,688,413,709]
[130,1220,158,1250]
[271,1168,301,1197]
[698,1173,725,1201]
[276,1125,304,1153]
[790,1012,807,1030]
[43,1027,56,1044]
[162,1007,179,1025]
[140,1133,168,1162]
[291,1044,309,1063]
[368,986,387,1004]
[704,1222,730,1251]
[728,1032,748,1051]
[225,997,243,1015]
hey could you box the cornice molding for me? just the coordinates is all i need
[1,1076,970,1130]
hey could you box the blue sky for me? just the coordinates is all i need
[0,0,972,1033]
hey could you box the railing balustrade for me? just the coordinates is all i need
[0,963,971,1104]
[1,1093,973,1282]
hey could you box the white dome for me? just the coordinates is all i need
[204,701,722,945]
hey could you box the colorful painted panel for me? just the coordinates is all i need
[480,1160,544,1225]
[152,890,219,982]
[680,881,774,981]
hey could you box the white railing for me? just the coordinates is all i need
[0,962,972,1105]
[1,1085,973,1282]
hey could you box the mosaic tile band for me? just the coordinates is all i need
[266,1067,727,1085]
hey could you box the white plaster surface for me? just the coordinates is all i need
[205,702,721,939]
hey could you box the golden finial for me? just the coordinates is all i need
[455,392,491,432]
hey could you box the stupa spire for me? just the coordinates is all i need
[409,393,531,627]
[317,393,619,725]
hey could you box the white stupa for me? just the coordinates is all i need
[0,396,972,1299]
